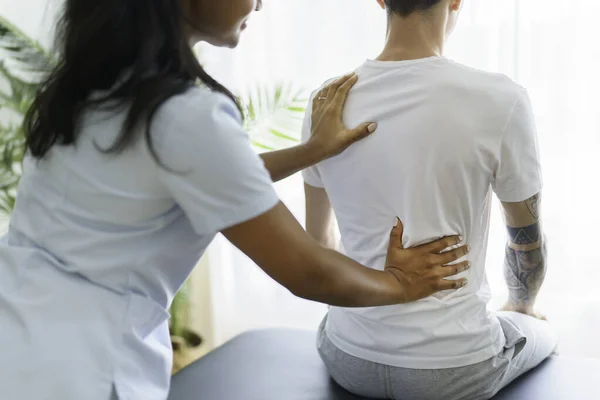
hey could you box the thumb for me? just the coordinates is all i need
[346,122,377,144]
[389,217,405,249]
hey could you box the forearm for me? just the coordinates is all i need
[223,202,400,307]
[293,246,399,307]
[503,233,547,311]
[260,142,325,182]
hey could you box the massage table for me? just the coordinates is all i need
[168,329,600,400]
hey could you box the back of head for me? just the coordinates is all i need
[384,0,443,16]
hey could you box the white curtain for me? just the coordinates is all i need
[204,0,600,359]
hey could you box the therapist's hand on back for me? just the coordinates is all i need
[307,73,378,159]
[222,202,470,308]
[384,218,470,303]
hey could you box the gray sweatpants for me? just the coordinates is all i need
[317,311,558,400]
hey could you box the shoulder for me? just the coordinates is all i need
[441,59,526,102]
[154,86,242,130]
[152,86,246,148]
[150,86,250,167]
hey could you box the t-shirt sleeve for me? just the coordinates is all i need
[300,94,325,188]
[492,90,543,202]
[154,89,280,235]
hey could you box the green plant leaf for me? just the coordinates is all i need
[0,14,54,78]
[241,82,308,150]
[169,279,191,338]
[0,15,45,219]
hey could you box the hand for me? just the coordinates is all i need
[308,73,377,159]
[500,303,547,320]
[384,218,471,303]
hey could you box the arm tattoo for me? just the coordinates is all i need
[504,222,547,308]
[525,193,541,220]
[506,224,540,244]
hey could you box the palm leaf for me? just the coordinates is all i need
[169,280,190,338]
[0,15,49,219]
[0,14,54,81]
[242,82,308,151]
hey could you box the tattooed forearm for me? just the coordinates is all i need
[506,223,541,245]
[503,222,547,309]
[501,193,546,310]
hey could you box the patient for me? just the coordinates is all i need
[302,1,557,399]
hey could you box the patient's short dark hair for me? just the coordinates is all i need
[385,0,443,16]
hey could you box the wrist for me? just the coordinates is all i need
[304,137,330,163]
[382,269,408,304]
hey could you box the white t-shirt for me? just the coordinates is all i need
[302,56,542,369]
[0,87,279,399]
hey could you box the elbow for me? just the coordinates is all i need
[285,250,331,302]
[287,270,328,302]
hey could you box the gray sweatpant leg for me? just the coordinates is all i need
[317,311,558,400]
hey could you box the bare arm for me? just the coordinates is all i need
[260,143,326,183]
[304,183,338,250]
[222,202,470,307]
[501,192,547,316]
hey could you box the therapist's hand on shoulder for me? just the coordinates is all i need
[307,73,378,159]
[222,202,470,308]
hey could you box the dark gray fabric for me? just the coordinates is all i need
[168,329,600,400]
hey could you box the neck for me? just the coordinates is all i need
[377,12,447,62]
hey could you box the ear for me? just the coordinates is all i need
[376,0,386,10]
[450,0,462,11]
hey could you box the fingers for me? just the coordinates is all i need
[419,235,462,253]
[434,260,471,278]
[388,218,405,249]
[313,74,354,114]
[432,244,470,265]
[325,73,354,100]
[344,122,378,145]
[325,79,337,100]
[332,74,359,114]
[312,87,328,113]
[435,278,468,291]
[432,260,471,292]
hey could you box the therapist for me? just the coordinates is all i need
[0,0,470,399]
